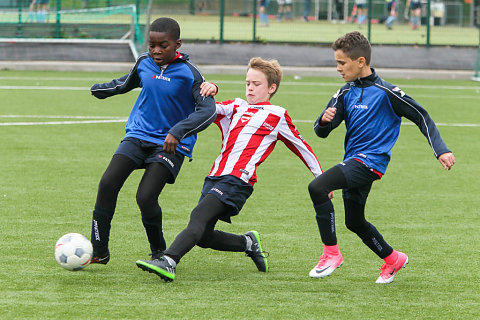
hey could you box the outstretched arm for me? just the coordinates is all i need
[388,87,452,162]
[90,57,144,99]
[279,112,323,177]
[167,74,217,154]
[164,82,219,154]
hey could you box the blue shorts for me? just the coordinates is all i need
[114,137,184,183]
[200,175,254,223]
[336,158,381,204]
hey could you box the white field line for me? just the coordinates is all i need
[0,116,478,127]
[0,115,126,119]
[293,119,480,127]
[0,119,126,126]
[1,79,480,91]
[2,85,478,99]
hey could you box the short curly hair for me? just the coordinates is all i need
[332,31,371,65]
[149,17,180,40]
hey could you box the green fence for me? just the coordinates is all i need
[0,0,478,47]
[0,0,149,47]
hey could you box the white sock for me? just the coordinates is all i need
[245,235,253,252]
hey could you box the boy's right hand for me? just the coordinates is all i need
[200,82,218,97]
[320,107,336,125]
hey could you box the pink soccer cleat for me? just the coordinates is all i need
[376,251,409,284]
[309,252,343,278]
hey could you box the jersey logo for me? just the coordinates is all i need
[152,74,171,82]
[262,121,274,131]
[392,86,405,97]
[352,104,368,109]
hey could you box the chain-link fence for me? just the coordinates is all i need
[0,0,478,46]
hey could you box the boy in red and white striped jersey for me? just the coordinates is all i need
[136,57,329,281]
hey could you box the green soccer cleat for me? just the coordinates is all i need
[136,256,176,282]
[245,230,269,272]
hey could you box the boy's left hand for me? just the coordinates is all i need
[164,133,179,154]
[438,152,455,170]
[200,82,218,97]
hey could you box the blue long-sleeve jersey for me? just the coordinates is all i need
[91,52,216,158]
[314,69,451,174]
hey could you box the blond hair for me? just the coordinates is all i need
[247,57,283,98]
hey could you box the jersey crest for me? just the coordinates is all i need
[240,111,255,123]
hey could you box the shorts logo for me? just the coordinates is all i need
[211,187,223,196]
[158,155,175,168]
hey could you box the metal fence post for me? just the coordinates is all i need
[220,0,225,44]
[252,0,257,42]
[426,0,431,47]
[367,0,372,42]
[55,0,61,38]
[16,0,23,38]
[474,26,480,80]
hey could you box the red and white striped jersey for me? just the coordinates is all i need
[208,98,323,186]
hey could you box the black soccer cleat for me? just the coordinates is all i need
[245,231,269,272]
[91,250,110,265]
[136,256,176,282]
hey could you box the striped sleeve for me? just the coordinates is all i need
[278,111,323,177]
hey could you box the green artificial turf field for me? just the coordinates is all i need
[0,70,478,319]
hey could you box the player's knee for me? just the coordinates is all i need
[196,237,211,248]
[136,190,157,211]
[308,180,330,202]
[345,218,368,234]
[98,174,120,197]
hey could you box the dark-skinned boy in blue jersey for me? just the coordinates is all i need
[88,17,216,264]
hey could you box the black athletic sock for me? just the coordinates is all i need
[198,230,247,252]
[141,207,166,252]
[91,206,114,254]
[164,194,228,264]
[357,223,393,259]
[314,200,337,246]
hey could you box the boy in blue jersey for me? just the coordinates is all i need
[88,17,216,264]
[308,32,455,283]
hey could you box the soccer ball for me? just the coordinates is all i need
[54,233,93,271]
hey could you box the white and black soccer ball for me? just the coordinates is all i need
[54,233,93,271]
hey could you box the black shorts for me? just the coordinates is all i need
[114,137,184,183]
[200,175,254,223]
[336,158,381,204]
[410,2,421,10]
